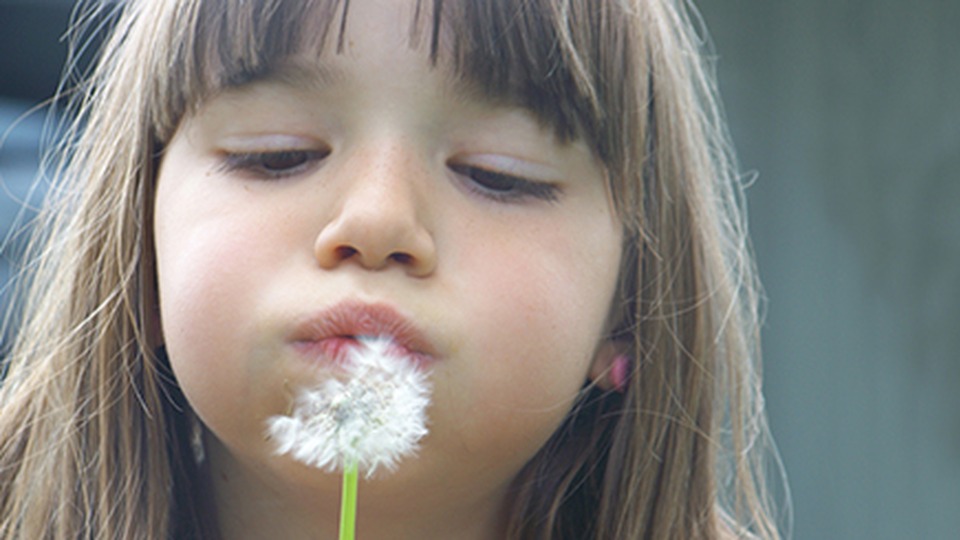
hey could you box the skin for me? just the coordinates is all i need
[153,1,623,538]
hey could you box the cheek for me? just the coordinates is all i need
[153,186,289,439]
[156,216,256,346]
[462,219,621,354]
[469,253,607,398]
[155,222,248,412]
[437,217,621,451]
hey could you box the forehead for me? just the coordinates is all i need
[153,0,604,148]
[216,53,504,119]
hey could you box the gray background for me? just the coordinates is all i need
[700,2,960,538]
[2,1,959,538]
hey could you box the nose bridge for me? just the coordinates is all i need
[313,136,437,275]
[338,135,431,237]
[351,137,421,206]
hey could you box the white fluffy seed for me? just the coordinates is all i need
[266,337,432,478]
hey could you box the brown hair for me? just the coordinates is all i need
[0,1,782,538]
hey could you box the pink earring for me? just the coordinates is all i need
[611,354,631,393]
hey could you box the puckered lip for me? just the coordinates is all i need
[287,300,437,365]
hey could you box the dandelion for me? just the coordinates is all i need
[266,336,432,540]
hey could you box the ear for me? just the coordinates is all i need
[589,341,631,392]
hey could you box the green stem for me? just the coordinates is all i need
[339,460,359,540]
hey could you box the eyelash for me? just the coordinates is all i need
[448,163,560,203]
[218,150,560,203]
[219,149,330,179]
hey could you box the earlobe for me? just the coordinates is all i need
[589,341,632,393]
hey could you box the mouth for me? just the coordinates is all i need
[288,300,436,367]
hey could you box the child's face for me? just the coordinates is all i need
[154,0,622,532]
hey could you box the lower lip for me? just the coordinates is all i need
[292,337,431,368]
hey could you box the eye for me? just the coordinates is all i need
[220,148,331,179]
[449,163,560,203]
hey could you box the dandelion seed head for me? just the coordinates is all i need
[266,337,432,477]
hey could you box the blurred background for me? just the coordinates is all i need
[699,2,960,538]
[2,1,958,538]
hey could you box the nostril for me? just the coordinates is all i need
[335,246,359,260]
[389,253,413,265]
[314,218,436,274]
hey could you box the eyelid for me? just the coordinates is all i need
[218,134,320,153]
[459,153,556,181]
[214,134,331,179]
[448,154,562,203]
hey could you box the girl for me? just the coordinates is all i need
[0,0,783,538]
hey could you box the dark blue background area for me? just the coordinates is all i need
[0,2,75,101]
[0,1,79,353]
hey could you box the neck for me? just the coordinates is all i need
[205,437,509,540]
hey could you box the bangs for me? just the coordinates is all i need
[143,0,639,168]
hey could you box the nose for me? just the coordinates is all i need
[313,141,437,277]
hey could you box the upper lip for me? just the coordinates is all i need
[288,300,436,358]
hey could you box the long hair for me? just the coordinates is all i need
[0,1,782,538]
